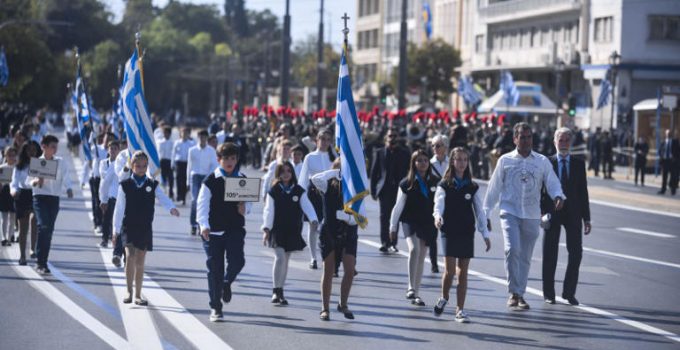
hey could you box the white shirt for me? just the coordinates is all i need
[261,158,293,198]
[430,155,449,178]
[28,156,73,197]
[196,168,253,235]
[114,149,132,181]
[172,139,195,165]
[483,150,565,220]
[432,185,489,239]
[98,158,118,201]
[91,145,107,178]
[216,130,228,145]
[112,177,176,234]
[298,150,333,191]
[310,169,364,226]
[10,166,31,194]
[261,183,318,231]
[158,138,174,160]
[187,144,218,178]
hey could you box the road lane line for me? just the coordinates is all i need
[616,227,675,239]
[358,238,680,343]
[2,246,130,349]
[99,249,164,350]
[561,243,680,269]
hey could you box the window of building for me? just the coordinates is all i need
[594,16,613,42]
[475,34,485,53]
[530,27,537,47]
[649,15,680,41]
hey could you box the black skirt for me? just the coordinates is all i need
[14,189,33,219]
[441,229,475,258]
[401,221,437,244]
[122,230,153,251]
[0,185,15,212]
[269,228,307,252]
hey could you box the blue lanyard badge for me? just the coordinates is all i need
[453,176,469,190]
[415,173,428,197]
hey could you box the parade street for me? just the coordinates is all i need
[0,136,678,350]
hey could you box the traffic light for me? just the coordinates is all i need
[567,96,577,117]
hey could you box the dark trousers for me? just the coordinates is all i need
[190,174,207,228]
[634,162,645,185]
[429,232,438,267]
[160,159,174,198]
[175,161,188,203]
[660,159,678,192]
[601,156,613,178]
[33,195,60,267]
[542,214,583,299]
[101,198,115,243]
[89,177,102,227]
[202,229,246,311]
[379,187,398,247]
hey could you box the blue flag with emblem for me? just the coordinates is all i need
[596,69,612,110]
[500,71,520,107]
[335,50,369,228]
[0,47,9,87]
[459,75,482,106]
[121,48,160,172]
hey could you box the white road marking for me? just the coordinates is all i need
[99,249,164,350]
[358,238,680,343]
[3,246,130,349]
[562,243,680,269]
[616,227,675,239]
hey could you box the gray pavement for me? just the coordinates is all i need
[1,138,679,350]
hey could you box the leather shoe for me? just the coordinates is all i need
[222,282,232,303]
[564,296,579,305]
[544,298,556,305]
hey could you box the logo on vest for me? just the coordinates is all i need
[292,195,299,202]
[430,186,436,192]
[146,186,152,192]
[465,193,472,200]
[239,179,247,187]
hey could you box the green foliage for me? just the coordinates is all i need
[291,35,341,89]
[82,40,123,109]
[189,32,214,58]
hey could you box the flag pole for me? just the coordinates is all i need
[341,13,350,60]
[135,32,145,92]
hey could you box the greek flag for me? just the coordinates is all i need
[500,71,520,107]
[596,70,612,110]
[335,51,369,228]
[121,48,160,172]
[0,47,8,87]
[73,78,92,161]
[458,75,482,106]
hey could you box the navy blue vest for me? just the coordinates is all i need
[121,177,158,238]
[439,180,478,236]
[203,172,246,232]
[398,175,439,227]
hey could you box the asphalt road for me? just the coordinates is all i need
[1,142,679,350]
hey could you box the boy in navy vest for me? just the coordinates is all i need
[197,142,250,322]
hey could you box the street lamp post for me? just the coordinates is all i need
[554,60,565,121]
[609,50,621,130]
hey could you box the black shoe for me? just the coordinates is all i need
[191,227,197,236]
[134,298,148,306]
[99,241,108,248]
[18,258,27,266]
[123,295,132,304]
[279,288,288,306]
[658,190,666,195]
[544,298,556,305]
[271,288,281,304]
[389,245,399,253]
[222,282,232,303]
[431,265,439,273]
[309,260,317,269]
[411,297,425,306]
[36,265,50,275]
[30,252,36,259]
[564,296,579,305]
[337,304,354,319]
[1,240,6,246]
[379,245,388,253]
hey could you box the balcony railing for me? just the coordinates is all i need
[480,0,581,19]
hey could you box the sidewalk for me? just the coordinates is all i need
[585,165,680,215]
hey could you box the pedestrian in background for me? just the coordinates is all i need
[658,129,679,195]
[113,151,179,305]
[172,127,194,205]
[389,150,440,307]
[600,131,614,179]
[261,161,318,305]
[0,147,17,246]
[187,130,218,236]
[433,147,490,323]
[633,136,649,186]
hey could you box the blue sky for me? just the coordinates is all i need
[107,0,356,50]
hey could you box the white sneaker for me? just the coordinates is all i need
[433,297,447,316]
[455,310,470,323]
[209,309,223,322]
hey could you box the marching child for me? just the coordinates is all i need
[113,151,179,305]
[432,147,491,323]
[197,142,250,322]
[261,161,318,305]
[0,147,18,246]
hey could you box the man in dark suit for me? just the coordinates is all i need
[658,129,680,195]
[370,128,410,253]
[542,127,592,306]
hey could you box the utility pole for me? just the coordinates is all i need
[280,0,291,107]
[398,0,408,110]
[316,0,325,111]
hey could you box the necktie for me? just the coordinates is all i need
[560,158,568,189]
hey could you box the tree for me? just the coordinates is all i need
[224,0,248,37]
[392,39,461,103]
[39,0,116,53]
[291,35,341,89]
[122,0,154,36]
[164,2,227,42]
[82,39,124,109]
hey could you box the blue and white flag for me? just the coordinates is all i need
[500,71,520,107]
[596,70,612,110]
[335,50,369,228]
[121,48,160,172]
[459,75,482,106]
[422,2,432,40]
[74,72,93,161]
[0,47,9,87]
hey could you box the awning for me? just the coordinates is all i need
[633,98,660,111]
[478,81,558,115]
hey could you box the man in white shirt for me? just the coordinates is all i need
[172,127,195,205]
[28,135,74,274]
[188,130,218,235]
[483,123,565,311]
[158,126,175,199]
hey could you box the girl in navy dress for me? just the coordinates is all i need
[432,147,491,323]
[113,151,179,305]
[261,161,318,305]
[0,147,18,246]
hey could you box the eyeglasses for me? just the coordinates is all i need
[432,144,444,148]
